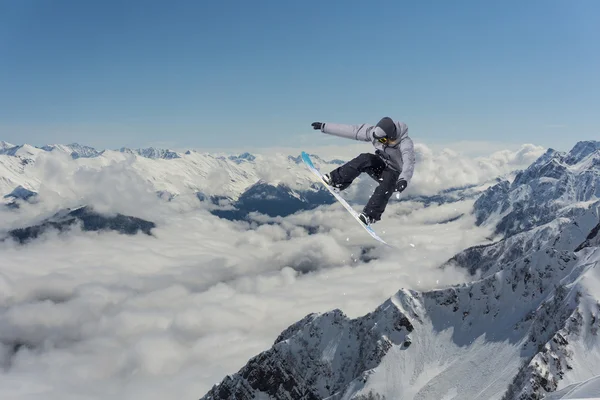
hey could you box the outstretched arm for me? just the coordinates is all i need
[318,122,374,142]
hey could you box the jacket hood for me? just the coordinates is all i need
[394,121,408,140]
[375,117,397,140]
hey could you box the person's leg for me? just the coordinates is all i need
[329,153,385,191]
[363,167,400,221]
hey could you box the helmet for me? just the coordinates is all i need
[373,117,397,144]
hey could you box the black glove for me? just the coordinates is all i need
[395,179,408,193]
[311,122,324,130]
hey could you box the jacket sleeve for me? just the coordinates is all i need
[398,137,415,184]
[321,123,373,142]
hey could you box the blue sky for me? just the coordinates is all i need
[1,0,598,151]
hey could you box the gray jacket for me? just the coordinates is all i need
[320,121,415,184]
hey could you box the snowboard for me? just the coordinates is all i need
[301,151,391,246]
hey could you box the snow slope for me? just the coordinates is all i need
[0,141,14,151]
[546,375,600,399]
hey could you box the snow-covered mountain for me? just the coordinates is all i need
[41,143,104,159]
[0,142,364,229]
[0,143,343,202]
[447,202,599,277]
[448,141,600,278]
[202,246,600,400]
[0,141,14,151]
[225,152,256,164]
[474,140,600,238]
[119,146,181,159]
[0,141,524,225]
[0,143,44,158]
[201,141,600,400]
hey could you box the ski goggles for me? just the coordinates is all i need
[373,126,389,144]
[373,126,401,146]
[375,135,400,146]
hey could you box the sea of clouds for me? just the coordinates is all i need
[0,142,545,399]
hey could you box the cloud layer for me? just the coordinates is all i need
[0,142,538,399]
[0,201,493,400]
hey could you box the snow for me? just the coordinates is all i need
[0,141,14,150]
[547,375,600,399]
[0,155,41,196]
[358,321,523,400]
[0,144,44,158]
[565,141,600,166]
[450,201,600,277]
[559,249,600,384]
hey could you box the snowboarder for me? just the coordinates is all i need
[311,117,415,226]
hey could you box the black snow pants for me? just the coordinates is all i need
[329,153,400,221]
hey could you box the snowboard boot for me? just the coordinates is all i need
[322,173,342,192]
[358,212,376,226]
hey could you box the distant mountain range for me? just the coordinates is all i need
[0,141,505,224]
[0,142,343,218]
[0,142,179,160]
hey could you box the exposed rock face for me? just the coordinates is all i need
[575,220,600,252]
[201,301,414,400]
